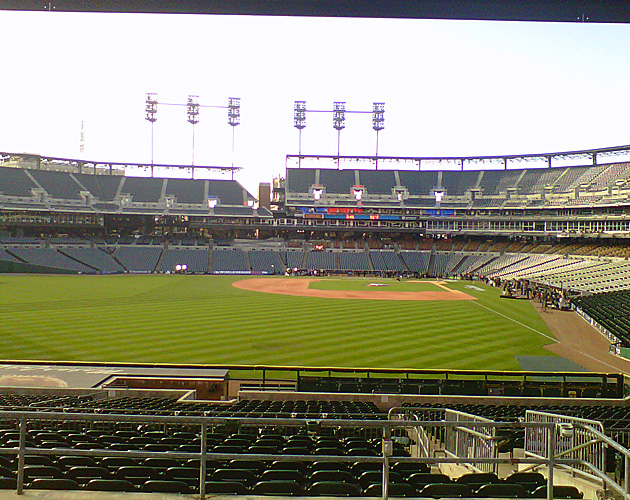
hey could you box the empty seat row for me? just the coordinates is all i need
[0,467,583,498]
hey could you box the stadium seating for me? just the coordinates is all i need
[7,247,95,273]
[0,386,615,498]
[164,178,206,204]
[157,248,209,273]
[60,246,125,273]
[0,167,39,196]
[74,173,123,202]
[370,251,404,272]
[284,250,305,270]
[114,246,162,273]
[305,250,337,270]
[397,171,439,196]
[357,170,397,195]
[399,251,430,273]
[573,290,630,347]
[337,251,371,272]
[248,250,283,273]
[212,249,250,273]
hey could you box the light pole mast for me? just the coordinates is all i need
[228,97,241,177]
[145,93,158,176]
[187,95,200,166]
[293,101,307,168]
[372,102,385,170]
[333,101,346,169]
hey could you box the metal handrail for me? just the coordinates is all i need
[387,406,432,463]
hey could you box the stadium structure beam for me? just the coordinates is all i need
[2,151,241,177]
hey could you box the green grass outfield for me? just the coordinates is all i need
[0,274,556,370]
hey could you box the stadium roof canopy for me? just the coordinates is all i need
[2,0,630,23]
[287,144,630,170]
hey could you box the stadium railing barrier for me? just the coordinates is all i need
[389,407,498,473]
[443,409,498,474]
[0,409,618,500]
[523,410,630,500]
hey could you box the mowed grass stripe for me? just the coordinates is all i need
[0,275,555,369]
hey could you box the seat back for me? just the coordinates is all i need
[85,479,136,492]
[309,470,355,484]
[28,478,80,491]
[308,480,362,497]
[364,483,417,497]
[475,483,528,498]
[407,473,452,487]
[204,480,249,494]
[252,479,302,496]
[418,482,473,498]
[141,480,192,493]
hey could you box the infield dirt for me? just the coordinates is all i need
[233,277,477,301]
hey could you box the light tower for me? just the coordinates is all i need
[187,95,200,166]
[293,101,307,156]
[79,120,85,155]
[145,93,158,174]
[333,101,346,168]
[228,97,241,169]
[372,102,385,169]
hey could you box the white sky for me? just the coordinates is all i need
[1,11,630,195]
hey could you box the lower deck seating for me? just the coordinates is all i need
[61,247,125,273]
[400,251,430,273]
[212,249,249,272]
[0,434,581,497]
[248,250,283,273]
[7,247,95,273]
[0,392,595,497]
[573,290,630,347]
[157,248,209,273]
[114,246,162,273]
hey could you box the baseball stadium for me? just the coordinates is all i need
[2,2,630,500]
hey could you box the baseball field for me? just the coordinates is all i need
[0,274,556,370]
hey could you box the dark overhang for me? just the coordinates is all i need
[1,1,630,24]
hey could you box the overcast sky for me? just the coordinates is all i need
[1,11,630,195]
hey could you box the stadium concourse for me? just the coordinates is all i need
[5,150,630,497]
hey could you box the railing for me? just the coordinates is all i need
[4,359,624,399]
[0,409,609,500]
[525,410,606,479]
[392,407,498,474]
[388,406,435,460]
[523,410,630,499]
[443,409,498,474]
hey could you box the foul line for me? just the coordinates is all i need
[472,300,630,373]
[571,349,627,373]
[469,300,558,343]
